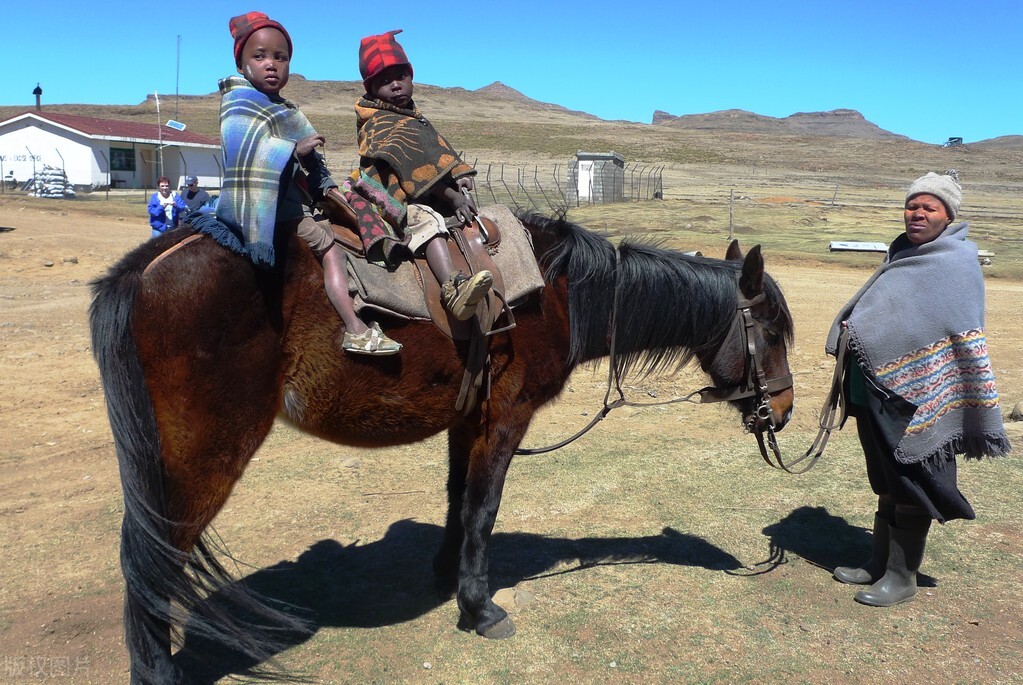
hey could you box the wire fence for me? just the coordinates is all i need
[469,161,664,213]
[343,157,664,214]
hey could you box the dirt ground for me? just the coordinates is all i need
[1,194,1021,684]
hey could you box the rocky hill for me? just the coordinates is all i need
[652,108,909,140]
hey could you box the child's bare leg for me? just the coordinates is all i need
[424,236,493,321]
[424,235,456,283]
[321,245,367,335]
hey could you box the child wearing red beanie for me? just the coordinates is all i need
[216,12,400,354]
[349,29,492,321]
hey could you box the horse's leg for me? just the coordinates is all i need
[128,247,298,680]
[145,343,306,675]
[445,407,535,639]
[434,430,469,598]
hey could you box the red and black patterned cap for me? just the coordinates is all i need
[358,29,413,92]
[229,12,292,67]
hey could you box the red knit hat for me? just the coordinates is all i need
[358,29,413,92]
[229,12,292,67]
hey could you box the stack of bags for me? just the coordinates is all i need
[30,165,76,198]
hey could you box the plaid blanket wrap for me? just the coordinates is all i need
[215,76,318,268]
[827,222,1011,464]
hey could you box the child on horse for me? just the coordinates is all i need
[349,29,493,321]
[216,12,401,355]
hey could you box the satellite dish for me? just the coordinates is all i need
[165,120,186,131]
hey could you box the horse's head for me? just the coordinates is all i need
[700,240,794,433]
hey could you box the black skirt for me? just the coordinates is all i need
[848,397,975,524]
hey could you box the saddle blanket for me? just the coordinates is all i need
[346,205,545,321]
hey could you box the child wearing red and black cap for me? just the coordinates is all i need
[349,29,492,322]
[215,11,400,355]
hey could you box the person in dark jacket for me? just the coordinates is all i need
[181,175,211,212]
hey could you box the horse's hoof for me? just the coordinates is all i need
[457,612,516,639]
[478,616,516,640]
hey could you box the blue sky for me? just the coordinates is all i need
[5,1,1021,144]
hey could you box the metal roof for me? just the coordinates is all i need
[0,110,219,148]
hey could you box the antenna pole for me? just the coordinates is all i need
[175,35,181,120]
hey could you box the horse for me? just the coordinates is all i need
[89,211,795,683]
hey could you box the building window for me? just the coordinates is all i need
[110,147,135,172]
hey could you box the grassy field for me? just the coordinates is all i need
[2,79,1021,684]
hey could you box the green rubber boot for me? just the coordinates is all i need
[834,512,890,585]
[854,517,930,607]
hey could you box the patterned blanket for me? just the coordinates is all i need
[351,97,475,228]
[826,222,1010,464]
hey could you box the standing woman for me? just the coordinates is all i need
[826,171,1011,606]
[147,175,188,238]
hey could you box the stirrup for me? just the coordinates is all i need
[342,321,402,355]
[441,270,493,321]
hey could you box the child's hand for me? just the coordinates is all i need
[295,134,326,157]
[450,187,478,225]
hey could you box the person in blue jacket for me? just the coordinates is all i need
[147,176,188,238]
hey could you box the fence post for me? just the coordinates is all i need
[729,189,735,241]
[533,165,555,211]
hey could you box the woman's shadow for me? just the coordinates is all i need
[754,505,938,589]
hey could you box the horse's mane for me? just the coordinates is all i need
[520,212,793,378]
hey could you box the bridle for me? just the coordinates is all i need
[696,292,843,475]
[517,255,845,474]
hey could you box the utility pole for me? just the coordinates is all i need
[155,92,163,178]
[175,35,181,120]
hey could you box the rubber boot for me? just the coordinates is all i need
[834,498,895,585]
[854,516,930,607]
[834,513,890,584]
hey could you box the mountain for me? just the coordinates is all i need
[970,135,1023,150]
[653,108,909,140]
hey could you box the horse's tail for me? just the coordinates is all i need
[89,248,309,683]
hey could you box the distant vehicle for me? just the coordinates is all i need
[942,137,963,148]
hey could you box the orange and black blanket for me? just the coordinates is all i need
[350,97,475,240]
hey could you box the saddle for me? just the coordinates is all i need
[321,190,510,341]
[320,191,545,414]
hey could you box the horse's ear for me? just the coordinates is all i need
[725,239,743,261]
[739,244,764,297]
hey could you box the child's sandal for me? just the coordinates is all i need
[342,321,402,355]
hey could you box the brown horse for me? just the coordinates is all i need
[90,212,794,684]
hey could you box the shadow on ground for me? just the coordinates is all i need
[756,505,938,588]
[175,507,924,682]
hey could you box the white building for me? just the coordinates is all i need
[0,110,220,191]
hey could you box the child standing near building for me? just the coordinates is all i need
[351,29,492,321]
[217,12,400,355]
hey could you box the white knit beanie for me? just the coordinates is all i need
[906,170,962,220]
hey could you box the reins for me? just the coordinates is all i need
[516,247,847,474]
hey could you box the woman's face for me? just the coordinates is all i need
[904,193,951,245]
[158,180,171,197]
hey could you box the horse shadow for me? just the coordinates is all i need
[173,519,742,682]
[175,508,938,682]
[755,505,938,588]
